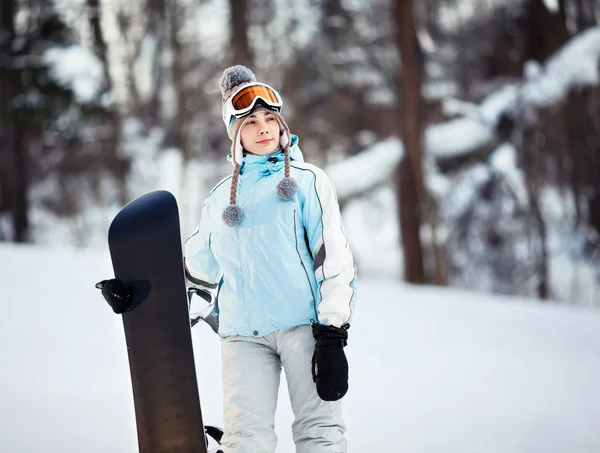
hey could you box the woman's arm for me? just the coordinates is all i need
[302,167,357,327]
[184,200,223,295]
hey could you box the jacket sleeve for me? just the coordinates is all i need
[184,200,223,294]
[302,167,357,327]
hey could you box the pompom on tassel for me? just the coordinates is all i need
[222,204,243,227]
[276,177,298,200]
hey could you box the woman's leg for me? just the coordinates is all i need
[221,334,281,453]
[277,326,347,453]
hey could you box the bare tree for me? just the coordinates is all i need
[87,0,127,205]
[519,126,550,300]
[0,0,29,242]
[145,0,167,127]
[166,0,194,162]
[558,0,567,24]
[115,4,141,110]
[229,0,252,67]
[394,0,425,283]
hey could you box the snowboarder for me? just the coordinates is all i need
[97,65,357,453]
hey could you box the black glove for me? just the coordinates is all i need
[311,323,349,401]
[95,279,132,314]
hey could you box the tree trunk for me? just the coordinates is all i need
[8,124,29,242]
[115,4,141,110]
[168,1,192,162]
[146,0,167,126]
[87,0,127,205]
[323,0,353,50]
[557,0,567,25]
[394,0,426,284]
[229,0,252,67]
[0,0,30,242]
[521,130,549,300]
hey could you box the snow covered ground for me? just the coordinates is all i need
[1,243,600,453]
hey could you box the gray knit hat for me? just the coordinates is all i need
[219,65,298,227]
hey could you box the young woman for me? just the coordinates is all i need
[97,65,357,453]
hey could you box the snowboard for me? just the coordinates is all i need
[108,190,212,453]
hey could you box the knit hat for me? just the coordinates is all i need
[219,65,298,227]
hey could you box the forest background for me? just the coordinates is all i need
[2,0,600,307]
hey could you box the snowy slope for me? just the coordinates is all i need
[0,243,599,453]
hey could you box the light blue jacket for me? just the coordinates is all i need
[184,135,356,338]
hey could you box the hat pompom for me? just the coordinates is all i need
[276,177,298,200]
[222,204,243,227]
[219,66,256,100]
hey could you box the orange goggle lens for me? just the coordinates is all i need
[231,85,281,112]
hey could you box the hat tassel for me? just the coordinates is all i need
[274,112,298,201]
[222,160,243,227]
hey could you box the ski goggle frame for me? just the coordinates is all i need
[222,82,283,128]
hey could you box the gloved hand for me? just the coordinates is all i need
[95,279,132,314]
[311,323,350,401]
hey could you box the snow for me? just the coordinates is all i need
[133,36,159,103]
[429,27,600,160]
[489,142,529,207]
[543,0,559,12]
[326,138,403,201]
[195,0,230,57]
[1,243,600,453]
[327,27,600,303]
[43,45,105,104]
[524,27,600,105]
[343,186,402,279]
[424,117,494,158]
[328,27,600,192]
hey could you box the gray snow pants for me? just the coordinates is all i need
[220,325,347,453]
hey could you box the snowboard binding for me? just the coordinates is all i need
[188,287,219,333]
[205,425,224,453]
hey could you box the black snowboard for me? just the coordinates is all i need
[108,190,208,453]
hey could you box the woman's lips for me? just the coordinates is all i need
[257,138,273,145]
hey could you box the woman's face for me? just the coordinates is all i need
[240,110,281,155]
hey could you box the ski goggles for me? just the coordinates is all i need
[222,82,283,128]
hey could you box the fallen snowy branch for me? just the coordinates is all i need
[327,27,600,202]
